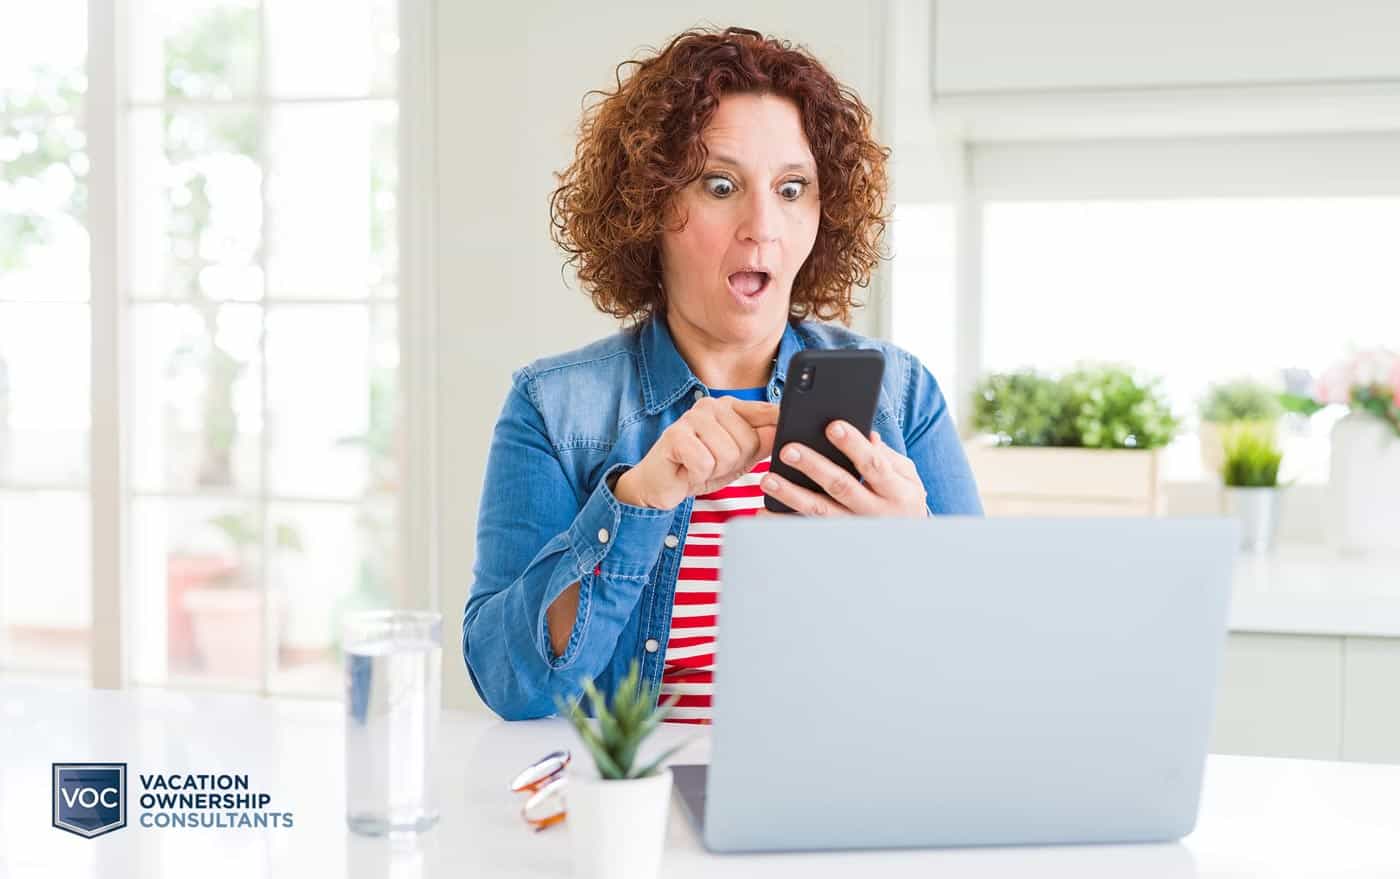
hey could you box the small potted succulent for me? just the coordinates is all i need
[1197,378,1284,476]
[967,364,1179,516]
[1219,422,1286,553]
[556,661,689,879]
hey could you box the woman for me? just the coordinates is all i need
[464,26,983,723]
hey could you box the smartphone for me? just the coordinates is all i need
[765,349,886,513]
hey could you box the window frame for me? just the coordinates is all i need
[58,0,440,691]
[929,131,1400,443]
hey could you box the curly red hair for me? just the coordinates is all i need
[549,26,890,326]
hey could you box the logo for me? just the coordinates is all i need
[53,763,127,838]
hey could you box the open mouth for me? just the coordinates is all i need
[727,271,771,298]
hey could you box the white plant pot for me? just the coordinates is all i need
[1221,486,1281,553]
[1327,412,1400,556]
[567,768,672,879]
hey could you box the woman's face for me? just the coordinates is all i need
[659,91,820,352]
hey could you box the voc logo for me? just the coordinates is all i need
[52,763,127,838]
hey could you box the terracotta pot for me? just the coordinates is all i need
[166,555,238,665]
[183,586,266,677]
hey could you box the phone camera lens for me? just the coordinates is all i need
[798,366,814,391]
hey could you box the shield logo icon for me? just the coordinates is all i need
[53,763,127,838]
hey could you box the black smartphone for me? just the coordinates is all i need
[765,349,886,513]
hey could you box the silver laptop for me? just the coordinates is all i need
[672,516,1238,853]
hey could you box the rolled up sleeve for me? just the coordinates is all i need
[463,369,671,720]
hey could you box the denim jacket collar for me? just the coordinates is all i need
[637,314,807,414]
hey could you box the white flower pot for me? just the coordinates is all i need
[1327,411,1400,556]
[567,768,672,879]
[1221,486,1281,553]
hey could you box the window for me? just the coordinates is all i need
[0,0,92,678]
[1,0,412,695]
[889,203,960,423]
[889,134,1400,484]
[982,197,1398,481]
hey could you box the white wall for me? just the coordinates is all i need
[927,0,1400,141]
[433,0,1400,710]
[434,1,890,710]
[889,0,1400,534]
[934,0,1400,94]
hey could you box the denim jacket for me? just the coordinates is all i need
[463,316,984,720]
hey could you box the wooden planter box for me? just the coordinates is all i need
[964,440,1165,517]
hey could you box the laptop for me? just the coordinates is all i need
[671,515,1238,853]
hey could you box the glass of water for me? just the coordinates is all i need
[344,609,442,836]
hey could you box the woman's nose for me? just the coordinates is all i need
[737,190,782,245]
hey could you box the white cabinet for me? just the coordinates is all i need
[1212,634,1343,760]
[1212,633,1400,764]
[1343,638,1400,764]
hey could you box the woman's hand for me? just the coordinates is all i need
[759,420,928,517]
[614,398,779,510]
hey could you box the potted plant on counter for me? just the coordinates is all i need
[1309,349,1400,556]
[966,364,1180,516]
[183,512,304,677]
[1219,422,1286,553]
[1197,378,1283,476]
[557,661,689,879]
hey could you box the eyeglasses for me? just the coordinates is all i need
[510,749,571,832]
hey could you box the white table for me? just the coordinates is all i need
[3,682,1399,878]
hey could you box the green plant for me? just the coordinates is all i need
[329,505,396,656]
[330,368,400,653]
[1278,392,1326,418]
[1220,423,1284,487]
[157,8,261,488]
[1308,349,1400,438]
[971,371,1077,447]
[1198,379,1284,424]
[972,365,1179,450]
[1349,385,1400,438]
[555,661,690,780]
[336,366,399,490]
[207,512,304,553]
[166,339,247,487]
[1063,365,1179,449]
[202,512,305,587]
[1,66,85,272]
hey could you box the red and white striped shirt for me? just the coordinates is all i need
[659,458,769,724]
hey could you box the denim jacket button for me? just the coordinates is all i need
[597,528,610,544]
[773,387,782,400]
[693,388,704,402]
[645,639,660,653]
[664,534,680,549]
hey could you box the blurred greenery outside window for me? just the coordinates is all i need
[0,2,401,693]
